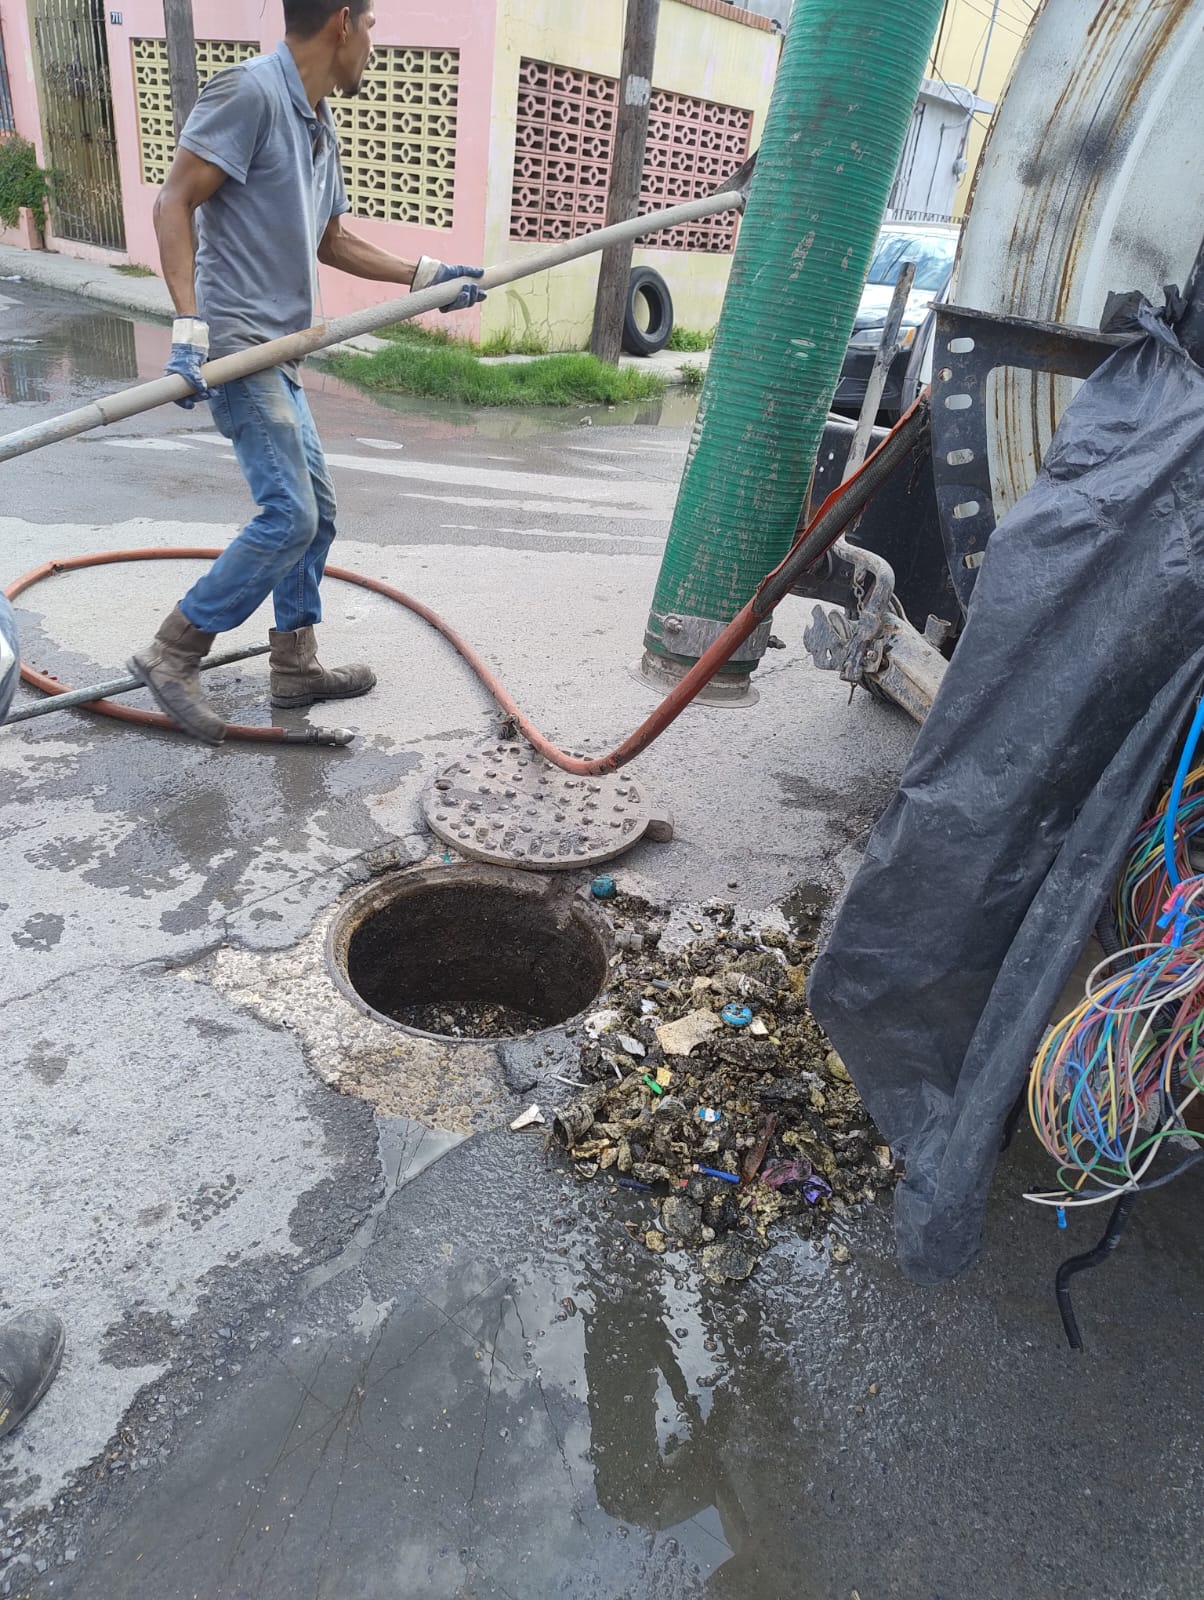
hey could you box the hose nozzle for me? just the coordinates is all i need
[281,726,356,747]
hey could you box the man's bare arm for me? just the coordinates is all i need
[154,149,229,315]
[317,216,418,284]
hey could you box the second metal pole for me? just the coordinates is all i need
[2,642,269,725]
[589,0,661,365]
[843,261,917,481]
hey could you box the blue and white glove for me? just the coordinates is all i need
[165,317,212,409]
[412,256,487,314]
[0,593,20,724]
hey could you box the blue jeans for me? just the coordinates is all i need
[181,371,337,634]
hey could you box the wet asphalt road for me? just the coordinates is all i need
[1,282,1201,1600]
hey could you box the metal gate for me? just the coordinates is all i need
[0,20,17,132]
[31,0,124,249]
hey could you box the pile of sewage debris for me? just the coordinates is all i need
[544,894,897,1283]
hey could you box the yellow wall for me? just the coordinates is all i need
[931,0,1038,214]
[483,0,780,350]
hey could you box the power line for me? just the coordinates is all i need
[953,0,1026,43]
[995,0,1038,30]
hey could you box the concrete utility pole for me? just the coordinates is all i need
[163,0,198,141]
[589,0,660,366]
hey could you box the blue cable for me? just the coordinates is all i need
[1162,695,1204,887]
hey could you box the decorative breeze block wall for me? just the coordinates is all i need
[510,58,752,252]
[329,47,459,228]
[512,60,617,242]
[132,38,258,185]
[639,88,751,251]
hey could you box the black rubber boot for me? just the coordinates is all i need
[129,606,226,745]
[0,1309,65,1440]
[269,626,376,709]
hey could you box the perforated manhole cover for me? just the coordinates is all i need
[422,745,673,870]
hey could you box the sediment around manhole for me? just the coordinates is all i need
[327,864,612,1041]
[194,897,504,1130]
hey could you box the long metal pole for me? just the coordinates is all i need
[2,642,269,725]
[0,188,745,466]
[843,262,917,481]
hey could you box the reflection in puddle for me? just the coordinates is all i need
[0,305,140,403]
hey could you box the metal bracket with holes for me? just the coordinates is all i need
[930,305,1130,613]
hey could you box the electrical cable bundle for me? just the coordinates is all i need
[1116,761,1204,943]
[1026,699,1204,1210]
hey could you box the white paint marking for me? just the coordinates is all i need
[493,526,662,546]
[625,74,651,107]
[621,438,691,451]
[566,445,659,458]
[441,519,659,547]
[321,450,674,511]
[392,490,665,523]
[356,436,405,450]
[107,437,194,452]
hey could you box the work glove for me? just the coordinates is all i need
[0,594,18,724]
[411,256,487,313]
[165,317,212,409]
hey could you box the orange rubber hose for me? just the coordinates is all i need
[4,402,919,768]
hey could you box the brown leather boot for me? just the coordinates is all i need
[269,626,377,709]
[128,606,226,745]
[0,1309,65,1440]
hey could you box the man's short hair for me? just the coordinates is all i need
[283,0,370,39]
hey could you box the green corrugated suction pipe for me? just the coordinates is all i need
[641,0,946,701]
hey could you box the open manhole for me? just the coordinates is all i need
[327,864,611,1041]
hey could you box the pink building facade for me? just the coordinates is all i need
[0,0,779,343]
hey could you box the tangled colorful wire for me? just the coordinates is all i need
[1116,762,1204,943]
[1026,698,1204,1209]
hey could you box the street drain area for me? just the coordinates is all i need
[327,864,611,1040]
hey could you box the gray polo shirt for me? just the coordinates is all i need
[180,42,349,368]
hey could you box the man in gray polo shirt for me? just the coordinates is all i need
[130,0,484,744]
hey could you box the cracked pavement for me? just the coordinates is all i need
[2,280,1201,1600]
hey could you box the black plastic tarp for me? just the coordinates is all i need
[808,306,1204,1283]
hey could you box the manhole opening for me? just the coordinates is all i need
[328,866,611,1041]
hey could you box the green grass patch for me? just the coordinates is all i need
[666,325,715,352]
[371,321,555,358]
[678,361,706,391]
[371,319,455,347]
[478,328,552,357]
[331,339,666,407]
[114,262,158,278]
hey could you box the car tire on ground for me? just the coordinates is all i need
[621,268,674,357]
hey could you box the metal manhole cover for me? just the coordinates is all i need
[422,745,673,870]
